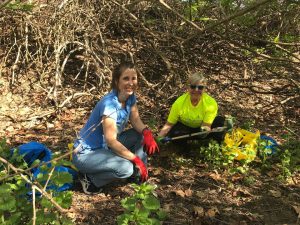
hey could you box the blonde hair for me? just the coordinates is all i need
[188,72,207,85]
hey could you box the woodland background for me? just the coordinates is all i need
[0,0,299,224]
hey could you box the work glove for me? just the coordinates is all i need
[155,136,169,144]
[131,156,148,182]
[142,128,160,155]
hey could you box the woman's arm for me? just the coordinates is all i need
[130,104,147,133]
[102,116,135,160]
[158,122,174,137]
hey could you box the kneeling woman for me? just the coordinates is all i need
[73,62,159,194]
[158,72,225,146]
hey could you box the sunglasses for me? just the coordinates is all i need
[190,84,205,90]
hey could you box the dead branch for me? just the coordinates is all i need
[156,0,202,31]
[111,0,157,38]
[183,0,276,45]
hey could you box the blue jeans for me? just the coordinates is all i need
[72,128,147,187]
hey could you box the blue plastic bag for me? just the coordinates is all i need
[12,141,77,193]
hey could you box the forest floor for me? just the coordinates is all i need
[0,74,299,225]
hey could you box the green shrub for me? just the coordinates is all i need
[0,139,73,225]
[117,183,167,225]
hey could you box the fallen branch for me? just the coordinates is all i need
[183,0,275,45]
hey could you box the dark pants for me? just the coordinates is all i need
[167,116,225,146]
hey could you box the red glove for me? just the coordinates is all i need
[131,156,148,182]
[142,128,160,155]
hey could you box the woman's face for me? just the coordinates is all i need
[117,68,138,97]
[189,80,206,98]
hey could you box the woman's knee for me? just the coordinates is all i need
[113,160,134,178]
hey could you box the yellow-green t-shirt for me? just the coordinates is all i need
[167,92,218,128]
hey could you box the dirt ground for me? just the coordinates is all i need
[0,74,299,225]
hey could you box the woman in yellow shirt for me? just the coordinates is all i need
[158,72,225,145]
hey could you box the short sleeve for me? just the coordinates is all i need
[202,99,218,124]
[167,101,179,124]
[98,99,118,121]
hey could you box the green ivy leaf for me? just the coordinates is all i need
[117,213,131,225]
[60,216,74,225]
[53,191,72,209]
[4,212,23,224]
[157,209,168,220]
[41,197,53,209]
[136,193,146,199]
[121,197,136,211]
[52,171,72,187]
[0,195,16,211]
[57,160,73,167]
[0,184,11,194]
[141,183,155,193]
[142,195,160,210]
[136,217,153,225]
[150,218,161,225]
[35,211,57,224]
[137,207,150,218]
[37,173,44,179]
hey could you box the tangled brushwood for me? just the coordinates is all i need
[0,0,299,131]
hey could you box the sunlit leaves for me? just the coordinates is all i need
[117,183,167,225]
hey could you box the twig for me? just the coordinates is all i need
[210,217,231,225]
[11,45,21,86]
[58,92,91,108]
[156,0,202,31]
[284,126,300,138]
[43,167,55,192]
[111,0,157,38]
[225,37,300,64]
[275,44,300,62]
[232,30,300,46]
[183,0,275,45]
[32,185,36,225]
[280,96,299,105]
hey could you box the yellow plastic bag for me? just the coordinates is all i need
[223,128,260,161]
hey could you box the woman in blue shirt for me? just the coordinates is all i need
[72,62,159,194]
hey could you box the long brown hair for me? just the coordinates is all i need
[111,61,135,91]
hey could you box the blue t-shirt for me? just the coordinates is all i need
[75,90,136,150]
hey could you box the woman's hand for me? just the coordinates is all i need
[131,156,148,182]
[142,128,159,155]
[201,122,212,132]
